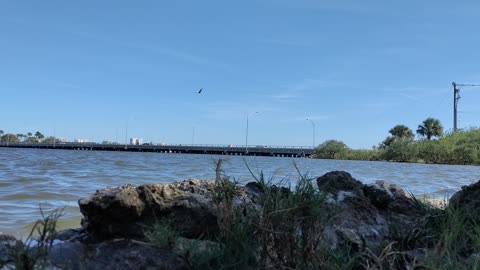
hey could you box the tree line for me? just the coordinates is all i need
[313,118,480,165]
[0,130,57,144]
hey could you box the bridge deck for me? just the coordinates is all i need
[0,143,314,157]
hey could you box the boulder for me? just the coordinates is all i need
[79,179,260,240]
[449,180,480,217]
[49,239,190,270]
[317,171,425,251]
[0,234,22,268]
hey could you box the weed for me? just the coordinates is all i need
[145,222,178,249]
[15,207,63,270]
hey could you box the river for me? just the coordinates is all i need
[1,147,479,237]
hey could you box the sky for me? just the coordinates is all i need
[1,0,480,149]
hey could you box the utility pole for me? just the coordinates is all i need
[452,82,480,132]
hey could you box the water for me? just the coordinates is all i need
[1,148,480,236]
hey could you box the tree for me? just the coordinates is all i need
[389,125,414,139]
[42,136,57,144]
[0,134,19,143]
[381,124,414,148]
[381,137,415,162]
[314,140,348,159]
[34,131,45,141]
[416,139,449,164]
[27,132,32,137]
[0,130,3,136]
[26,137,39,143]
[417,118,443,140]
[16,134,26,142]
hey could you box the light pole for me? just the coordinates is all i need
[245,112,259,153]
[124,116,135,149]
[192,126,195,145]
[53,125,56,148]
[306,118,316,149]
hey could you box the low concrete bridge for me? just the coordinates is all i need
[0,143,314,158]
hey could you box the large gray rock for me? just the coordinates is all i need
[49,239,190,270]
[0,234,22,268]
[449,180,480,217]
[317,171,425,251]
[79,179,260,240]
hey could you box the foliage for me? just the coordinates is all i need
[336,148,383,161]
[381,124,414,148]
[252,167,334,269]
[389,124,414,139]
[34,131,45,141]
[16,134,26,142]
[145,223,178,249]
[406,200,480,270]
[314,139,348,159]
[417,117,444,140]
[416,139,449,164]
[311,123,480,165]
[25,137,39,143]
[0,134,19,143]
[42,136,57,144]
[381,137,416,162]
[15,207,63,270]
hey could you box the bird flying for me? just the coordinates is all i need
[198,88,203,94]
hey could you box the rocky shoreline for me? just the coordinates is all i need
[1,171,479,269]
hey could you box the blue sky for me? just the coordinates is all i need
[1,1,480,148]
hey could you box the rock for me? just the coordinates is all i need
[49,239,190,270]
[0,235,22,267]
[449,180,480,217]
[55,228,88,242]
[364,180,424,236]
[317,171,364,197]
[245,182,264,194]
[316,171,424,251]
[79,179,260,240]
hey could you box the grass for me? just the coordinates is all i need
[143,159,480,269]
[14,207,64,270]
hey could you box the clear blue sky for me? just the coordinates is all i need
[1,1,480,148]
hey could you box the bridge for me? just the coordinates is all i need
[0,142,314,158]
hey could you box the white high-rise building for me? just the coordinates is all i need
[129,138,143,145]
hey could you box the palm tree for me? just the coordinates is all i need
[34,131,45,141]
[27,132,32,137]
[389,125,414,139]
[417,118,444,140]
[0,130,3,136]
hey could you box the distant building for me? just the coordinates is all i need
[74,139,89,143]
[129,138,143,145]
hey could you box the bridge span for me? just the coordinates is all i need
[0,143,314,158]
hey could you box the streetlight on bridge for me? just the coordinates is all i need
[245,112,259,153]
[306,118,316,149]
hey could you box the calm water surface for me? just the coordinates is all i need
[1,148,480,236]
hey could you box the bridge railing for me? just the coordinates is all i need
[0,142,315,149]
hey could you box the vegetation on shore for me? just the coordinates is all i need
[141,163,480,269]
[0,130,47,143]
[0,207,63,270]
[314,118,480,165]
